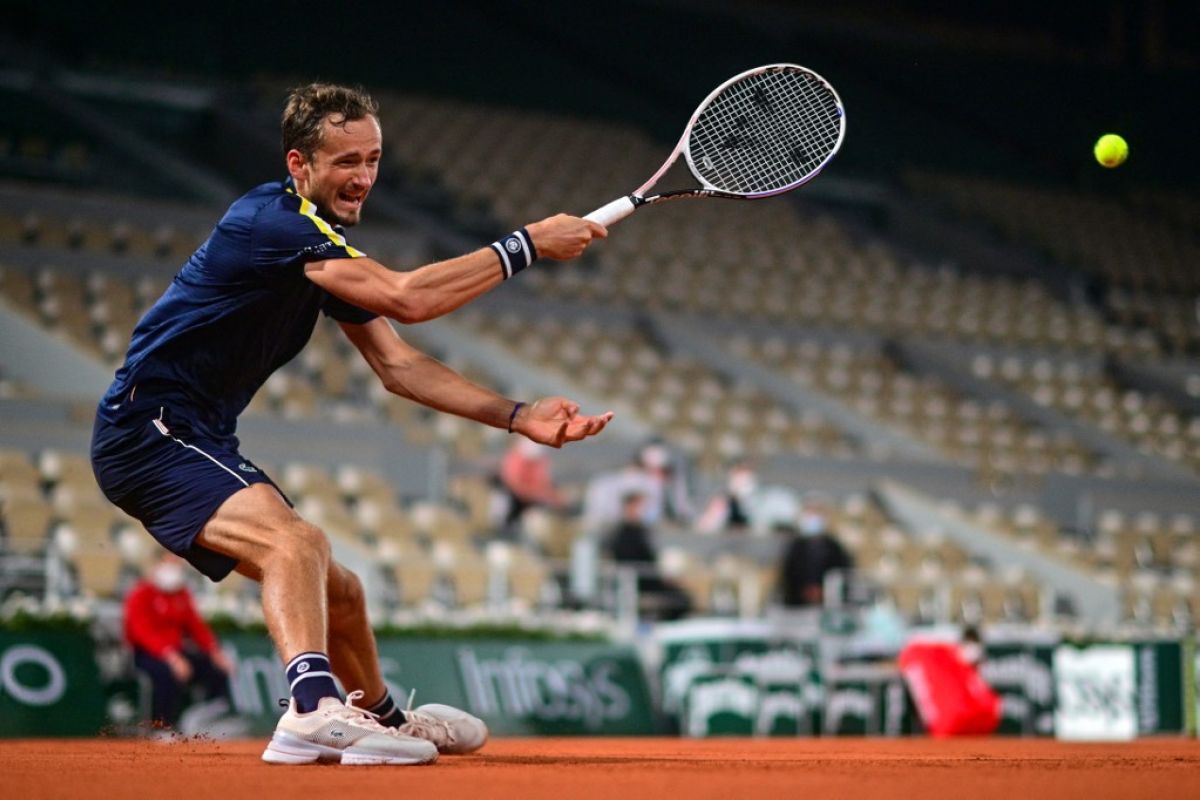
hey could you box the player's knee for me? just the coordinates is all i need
[274,521,331,567]
[328,566,366,622]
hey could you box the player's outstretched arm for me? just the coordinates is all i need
[305,214,606,324]
[339,317,613,447]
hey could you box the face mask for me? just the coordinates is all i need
[799,512,826,536]
[641,446,669,469]
[960,642,983,666]
[151,563,186,593]
[729,472,757,497]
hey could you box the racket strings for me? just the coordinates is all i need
[688,69,842,195]
[709,71,838,191]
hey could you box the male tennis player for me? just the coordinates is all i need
[91,83,611,765]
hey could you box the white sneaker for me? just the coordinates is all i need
[398,692,489,755]
[262,690,438,766]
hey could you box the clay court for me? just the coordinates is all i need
[6,737,1200,800]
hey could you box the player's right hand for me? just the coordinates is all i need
[526,214,607,260]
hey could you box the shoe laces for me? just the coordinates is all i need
[396,688,457,748]
[324,690,392,735]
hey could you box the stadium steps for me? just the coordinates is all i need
[8,72,235,204]
[875,479,1120,626]
[897,339,1197,482]
[1111,359,1200,418]
[652,313,942,464]
[0,295,111,400]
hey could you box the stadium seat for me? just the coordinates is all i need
[1,495,53,554]
[72,550,125,599]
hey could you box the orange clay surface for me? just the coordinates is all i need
[4,737,1200,800]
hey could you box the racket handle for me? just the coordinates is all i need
[584,196,637,228]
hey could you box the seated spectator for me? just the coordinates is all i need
[583,440,693,533]
[637,439,694,525]
[605,491,692,621]
[697,462,799,535]
[124,553,233,730]
[779,495,854,607]
[496,438,567,528]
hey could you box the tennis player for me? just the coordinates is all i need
[91,83,611,765]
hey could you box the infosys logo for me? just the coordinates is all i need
[456,647,631,730]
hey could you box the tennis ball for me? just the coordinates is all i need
[1094,134,1128,168]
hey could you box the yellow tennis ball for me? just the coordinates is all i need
[1094,134,1128,168]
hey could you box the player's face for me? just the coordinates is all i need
[303,114,382,227]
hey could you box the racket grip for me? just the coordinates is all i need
[584,196,637,228]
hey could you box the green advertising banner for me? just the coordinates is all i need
[979,642,1056,736]
[672,650,825,737]
[1051,639,1192,739]
[1053,643,1138,740]
[1191,640,1198,736]
[660,632,825,736]
[0,631,107,736]
[661,638,778,718]
[657,621,923,738]
[0,624,1194,740]
[659,624,1059,738]
[664,644,918,737]
[1132,639,1187,735]
[823,666,918,736]
[219,634,657,737]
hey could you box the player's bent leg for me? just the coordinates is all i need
[194,484,330,661]
[326,562,387,701]
[198,490,435,766]
[324,560,488,755]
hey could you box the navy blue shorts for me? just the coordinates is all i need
[91,406,286,581]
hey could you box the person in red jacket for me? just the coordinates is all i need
[124,553,233,728]
[497,438,568,529]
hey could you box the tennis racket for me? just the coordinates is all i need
[584,63,845,227]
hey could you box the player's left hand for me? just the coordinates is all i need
[514,397,614,448]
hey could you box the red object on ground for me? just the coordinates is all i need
[899,641,1001,737]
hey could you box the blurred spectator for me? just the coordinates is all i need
[779,496,854,607]
[583,439,693,532]
[959,625,984,666]
[637,439,694,524]
[605,491,692,621]
[697,462,799,535]
[496,438,567,528]
[124,554,233,729]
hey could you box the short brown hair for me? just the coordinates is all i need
[281,83,380,159]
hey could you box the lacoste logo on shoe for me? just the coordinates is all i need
[238,463,259,473]
[331,730,344,739]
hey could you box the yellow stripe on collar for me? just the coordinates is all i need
[297,197,365,258]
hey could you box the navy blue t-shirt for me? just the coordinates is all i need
[98,178,377,439]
